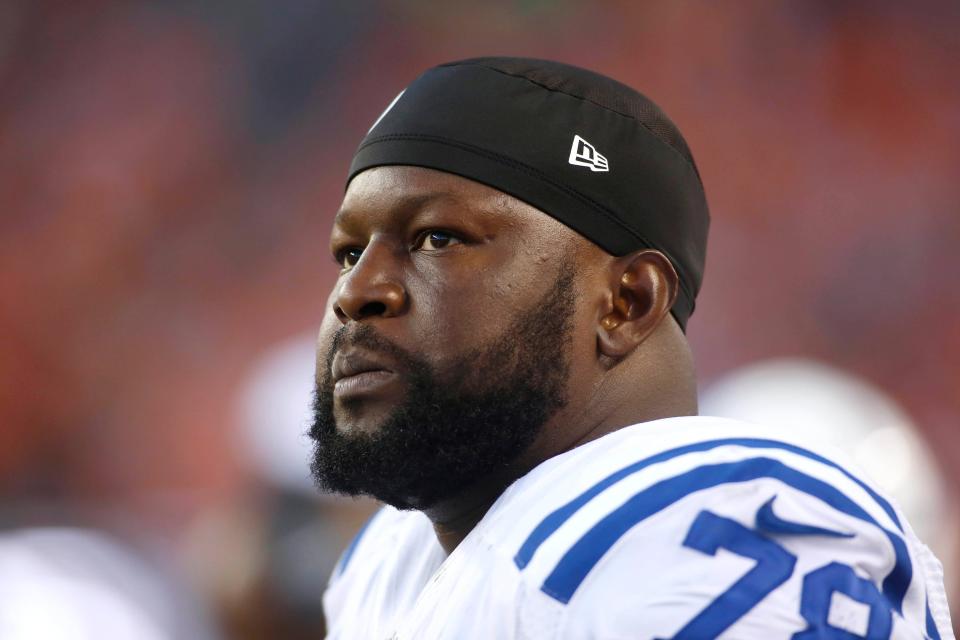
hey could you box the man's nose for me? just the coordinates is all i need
[333,242,408,323]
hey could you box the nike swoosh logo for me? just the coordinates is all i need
[755,496,854,538]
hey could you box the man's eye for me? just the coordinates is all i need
[339,248,363,269]
[417,230,462,251]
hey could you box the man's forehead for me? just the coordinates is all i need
[335,166,524,227]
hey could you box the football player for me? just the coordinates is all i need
[309,57,953,639]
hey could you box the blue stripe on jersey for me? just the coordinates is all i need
[514,437,901,574]
[335,511,378,578]
[926,599,941,640]
[536,456,912,610]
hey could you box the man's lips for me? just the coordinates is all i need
[331,350,397,398]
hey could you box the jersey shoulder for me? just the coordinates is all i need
[504,417,953,639]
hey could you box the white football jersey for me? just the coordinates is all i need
[323,416,954,639]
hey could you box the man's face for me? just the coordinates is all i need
[309,166,592,509]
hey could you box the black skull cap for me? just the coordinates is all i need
[347,57,709,330]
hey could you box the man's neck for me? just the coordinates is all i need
[422,462,528,555]
[420,403,697,555]
[420,421,626,555]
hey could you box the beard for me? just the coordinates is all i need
[308,263,575,510]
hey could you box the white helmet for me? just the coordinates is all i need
[235,333,319,496]
[0,527,220,640]
[700,357,956,594]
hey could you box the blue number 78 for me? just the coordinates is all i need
[662,510,893,639]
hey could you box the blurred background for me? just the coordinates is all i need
[1,0,957,636]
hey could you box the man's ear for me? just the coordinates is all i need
[597,250,679,360]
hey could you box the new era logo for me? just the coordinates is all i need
[568,134,609,172]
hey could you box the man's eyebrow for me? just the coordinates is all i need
[333,190,462,227]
